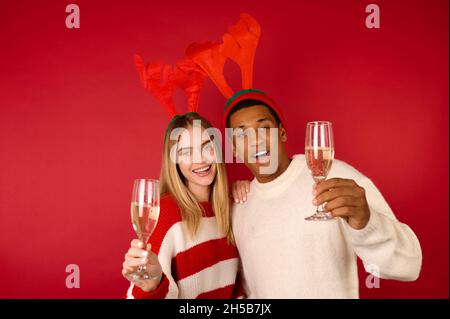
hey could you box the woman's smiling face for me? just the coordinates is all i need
[176,125,217,188]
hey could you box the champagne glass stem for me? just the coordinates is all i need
[316,202,326,213]
[137,236,149,279]
[314,180,329,214]
[137,237,159,281]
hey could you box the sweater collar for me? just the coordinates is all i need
[199,200,215,217]
[251,154,306,198]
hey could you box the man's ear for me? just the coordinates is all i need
[279,124,287,142]
[231,135,237,158]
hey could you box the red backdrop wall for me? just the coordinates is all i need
[0,0,448,298]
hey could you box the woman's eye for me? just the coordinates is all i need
[179,150,190,157]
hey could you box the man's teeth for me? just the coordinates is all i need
[254,151,269,158]
[193,165,211,173]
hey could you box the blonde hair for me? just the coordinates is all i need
[159,113,234,244]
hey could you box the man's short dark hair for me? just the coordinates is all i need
[226,99,282,128]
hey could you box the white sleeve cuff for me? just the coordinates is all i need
[342,207,383,245]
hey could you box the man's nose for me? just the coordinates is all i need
[250,139,268,148]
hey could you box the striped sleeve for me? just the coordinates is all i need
[130,274,170,299]
[127,194,181,299]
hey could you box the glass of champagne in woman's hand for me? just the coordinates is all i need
[304,121,335,221]
[129,179,160,281]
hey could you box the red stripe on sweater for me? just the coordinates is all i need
[196,284,235,299]
[132,274,170,299]
[147,193,214,254]
[147,194,182,255]
[171,238,238,282]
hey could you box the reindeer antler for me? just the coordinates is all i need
[173,58,207,113]
[134,13,261,119]
[186,42,234,99]
[187,13,261,97]
[134,54,177,118]
[221,13,261,89]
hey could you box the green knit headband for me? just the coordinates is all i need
[224,89,267,112]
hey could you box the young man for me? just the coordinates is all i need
[226,89,422,298]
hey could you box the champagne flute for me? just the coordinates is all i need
[128,179,160,281]
[304,121,335,221]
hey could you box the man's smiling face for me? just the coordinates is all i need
[228,104,287,178]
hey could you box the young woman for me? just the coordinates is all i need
[122,113,242,299]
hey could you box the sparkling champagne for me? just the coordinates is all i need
[305,146,334,182]
[130,202,160,245]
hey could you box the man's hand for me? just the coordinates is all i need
[313,178,370,230]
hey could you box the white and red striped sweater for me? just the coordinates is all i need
[127,193,241,299]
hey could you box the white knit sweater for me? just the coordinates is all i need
[232,154,422,298]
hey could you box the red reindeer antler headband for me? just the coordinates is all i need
[133,13,286,136]
[186,13,287,131]
[133,55,206,122]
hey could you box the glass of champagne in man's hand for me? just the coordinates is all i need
[304,121,335,221]
[128,179,160,281]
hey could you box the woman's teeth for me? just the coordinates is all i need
[192,165,211,173]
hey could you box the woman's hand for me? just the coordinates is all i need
[232,180,250,204]
[122,239,163,292]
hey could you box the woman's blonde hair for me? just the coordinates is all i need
[159,113,234,244]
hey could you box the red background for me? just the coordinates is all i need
[0,0,448,298]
